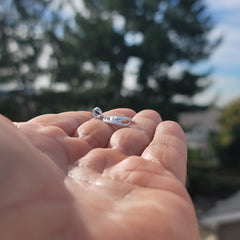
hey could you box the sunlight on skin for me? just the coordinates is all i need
[0,109,199,240]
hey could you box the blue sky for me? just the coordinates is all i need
[193,0,240,106]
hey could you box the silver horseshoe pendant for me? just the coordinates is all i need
[91,107,134,127]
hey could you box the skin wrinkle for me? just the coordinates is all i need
[37,126,70,170]
[63,136,93,164]
[104,157,178,190]
[67,115,84,137]
[142,143,187,184]
[77,120,114,149]
[143,144,186,182]
[160,147,187,183]
[67,167,102,191]
[108,164,166,183]
[106,156,164,176]
[109,129,150,156]
[67,167,137,202]
[158,132,187,154]
[131,117,157,141]
[17,122,72,171]
[77,148,126,173]
[29,111,92,137]
[78,128,103,149]
[101,169,191,205]
[133,109,162,124]
[108,170,158,189]
[147,141,187,164]
[143,147,185,175]
[69,164,120,187]
[157,121,187,143]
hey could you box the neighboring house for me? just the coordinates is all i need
[178,109,221,155]
[199,191,240,240]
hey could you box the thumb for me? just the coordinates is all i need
[0,115,68,208]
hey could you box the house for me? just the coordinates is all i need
[199,191,240,240]
[178,109,221,156]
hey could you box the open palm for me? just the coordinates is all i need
[0,109,199,240]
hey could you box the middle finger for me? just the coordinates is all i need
[108,110,162,156]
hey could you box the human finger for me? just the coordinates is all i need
[13,120,93,170]
[0,116,67,207]
[108,110,162,156]
[141,121,187,184]
[25,111,92,136]
[76,148,126,173]
[74,108,136,149]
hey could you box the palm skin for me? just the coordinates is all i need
[0,109,199,240]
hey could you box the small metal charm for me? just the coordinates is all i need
[91,107,134,126]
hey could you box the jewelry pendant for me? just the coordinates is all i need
[91,107,134,126]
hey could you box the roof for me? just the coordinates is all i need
[200,191,240,228]
[178,109,221,132]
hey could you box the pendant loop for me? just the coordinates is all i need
[91,107,103,118]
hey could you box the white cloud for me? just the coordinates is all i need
[209,24,240,66]
[193,75,240,107]
[205,0,240,10]
[193,87,218,106]
[216,88,240,107]
[194,0,240,107]
[204,0,240,68]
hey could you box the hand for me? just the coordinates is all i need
[0,109,199,240]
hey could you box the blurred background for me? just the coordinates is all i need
[0,0,240,239]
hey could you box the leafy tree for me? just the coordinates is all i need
[211,99,240,168]
[0,0,219,120]
[51,0,219,119]
[0,0,61,120]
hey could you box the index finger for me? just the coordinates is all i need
[19,111,92,136]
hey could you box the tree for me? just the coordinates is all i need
[51,0,219,119]
[211,99,240,168]
[0,0,61,120]
[0,0,219,120]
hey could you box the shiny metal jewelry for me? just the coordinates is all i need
[91,107,134,126]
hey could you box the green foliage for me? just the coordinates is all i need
[0,0,51,87]
[212,99,240,168]
[188,149,204,162]
[0,0,62,120]
[50,0,219,119]
[188,164,240,198]
[0,0,219,120]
